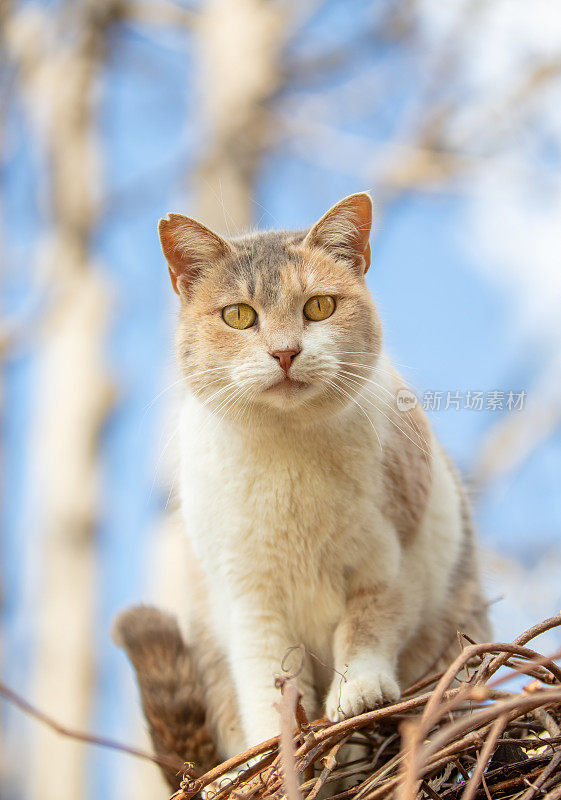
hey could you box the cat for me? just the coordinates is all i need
[114,192,490,786]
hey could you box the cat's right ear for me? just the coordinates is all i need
[158,214,233,296]
[304,193,373,275]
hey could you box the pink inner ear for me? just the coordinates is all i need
[159,219,188,273]
[159,214,231,297]
[159,220,191,296]
[340,194,372,274]
[350,194,373,253]
[363,242,372,274]
[305,193,373,275]
[168,265,181,295]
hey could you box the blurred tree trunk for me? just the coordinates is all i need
[5,2,119,798]
[192,0,285,232]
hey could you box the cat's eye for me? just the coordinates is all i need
[222,303,257,329]
[303,295,335,321]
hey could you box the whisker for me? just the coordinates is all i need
[337,373,431,464]
[324,377,383,455]
[338,368,430,454]
[337,352,416,371]
[141,377,185,420]
[195,381,240,433]
[149,422,179,502]
[337,361,429,447]
[204,377,255,429]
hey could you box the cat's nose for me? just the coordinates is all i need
[270,349,300,376]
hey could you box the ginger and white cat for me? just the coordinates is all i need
[116,193,489,779]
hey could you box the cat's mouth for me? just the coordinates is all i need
[266,377,310,392]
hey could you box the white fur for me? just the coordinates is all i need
[178,351,466,752]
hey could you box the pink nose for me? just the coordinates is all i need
[270,349,300,376]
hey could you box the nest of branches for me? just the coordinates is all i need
[173,615,561,800]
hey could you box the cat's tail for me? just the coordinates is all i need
[112,605,220,790]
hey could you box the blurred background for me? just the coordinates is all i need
[1,0,561,798]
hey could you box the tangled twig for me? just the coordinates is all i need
[171,614,561,800]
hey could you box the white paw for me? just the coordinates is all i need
[325,665,400,722]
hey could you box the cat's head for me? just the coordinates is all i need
[159,193,382,423]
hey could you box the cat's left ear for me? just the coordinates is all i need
[158,213,233,296]
[304,192,373,275]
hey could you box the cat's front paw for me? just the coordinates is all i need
[325,663,400,722]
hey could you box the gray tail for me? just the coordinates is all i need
[113,605,220,790]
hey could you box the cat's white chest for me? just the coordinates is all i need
[178,393,393,650]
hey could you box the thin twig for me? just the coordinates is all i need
[278,678,303,800]
[460,715,507,800]
[0,678,185,775]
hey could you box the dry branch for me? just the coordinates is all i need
[0,677,184,775]
[168,614,561,800]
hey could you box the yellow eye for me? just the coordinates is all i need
[303,295,335,321]
[222,303,257,329]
